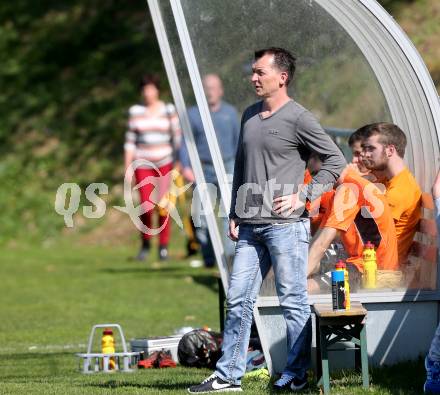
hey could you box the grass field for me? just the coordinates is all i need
[0,236,427,394]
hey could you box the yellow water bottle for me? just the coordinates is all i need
[362,241,377,289]
[335,260,350,310]
[102,328,116,370]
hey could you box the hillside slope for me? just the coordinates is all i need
[0,0,438,243]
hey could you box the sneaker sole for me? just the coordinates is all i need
[273,379,308,392]
[187,388,243,394]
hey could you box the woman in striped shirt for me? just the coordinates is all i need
[124,74,181,261]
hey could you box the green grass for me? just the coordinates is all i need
[0,238,428,394]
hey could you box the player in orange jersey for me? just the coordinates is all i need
[360,122,421,264]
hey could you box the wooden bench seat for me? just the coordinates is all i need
[314,302,369,394]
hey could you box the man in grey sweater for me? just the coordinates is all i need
[188,48,346,394]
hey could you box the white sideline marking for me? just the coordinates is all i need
[27,343,87,351]
[0,344,87,353]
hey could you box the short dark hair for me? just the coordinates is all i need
[139,74,161,90]
[357,122,407,158]
[348,129,366,147]
[254,47,296,86]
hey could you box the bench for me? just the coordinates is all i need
[314,302,369,394]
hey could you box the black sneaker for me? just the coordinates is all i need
[136,248,149,261]
[273,373,308,391]
[159,246,168,261]
[186,239,199,257]
[135,240,150,261]
[188,373,242,393]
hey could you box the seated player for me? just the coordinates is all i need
[360,122,422,264]
[348,129,371,177]
[307,165,398,293]
[304,129,377,237]
[304,153,334,235]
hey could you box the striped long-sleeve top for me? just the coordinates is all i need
[124,102,181,168]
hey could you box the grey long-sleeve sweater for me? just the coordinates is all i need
[229,100,346,223]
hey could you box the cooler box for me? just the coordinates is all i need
[130,335,183,363]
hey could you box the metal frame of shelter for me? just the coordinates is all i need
[147,0,440,374]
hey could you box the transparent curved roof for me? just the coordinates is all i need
[180,0,391,130]
[150,0,440,297]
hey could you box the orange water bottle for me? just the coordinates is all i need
[102,328,116,370]
[362,241,377,289]
[335,260,350,310]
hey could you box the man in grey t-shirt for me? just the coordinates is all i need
[189,48,346,394]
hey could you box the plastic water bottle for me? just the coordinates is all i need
[335,260,350,310]
[331,269,346,311]
[102,328,116,370]
[362,241,377,289]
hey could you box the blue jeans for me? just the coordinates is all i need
[195,160,235,265]
[428,197,440,361]
[430,324,440,361]
[215,221,312,384]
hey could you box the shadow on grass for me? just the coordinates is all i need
[191,274,219,294]
[101,267,220,294]
[368,358,425,395]
[314,360,426,395]
[101,267,180,275]
[83,380,193,391]
[0,352,72,381]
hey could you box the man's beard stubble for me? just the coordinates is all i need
[363,150,388,172]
